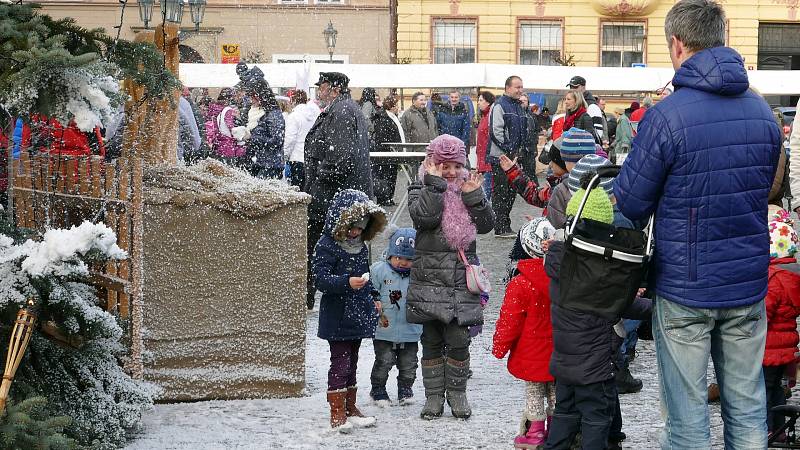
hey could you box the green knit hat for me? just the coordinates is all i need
[566,187,613,225]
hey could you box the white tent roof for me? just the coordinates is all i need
[179,63,800,95]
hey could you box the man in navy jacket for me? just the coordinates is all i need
[613,0,781,448]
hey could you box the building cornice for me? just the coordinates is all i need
[35,1,389,11]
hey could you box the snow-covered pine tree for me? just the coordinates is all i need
[0,4,180,131]
[0,396,76,450]
[0,222,154,448]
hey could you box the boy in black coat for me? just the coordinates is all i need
[543,184,652,450]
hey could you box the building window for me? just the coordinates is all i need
[315,0,344,4]
[279,0,307,4]
[600,22,645,67]
[519,20,562,65]
[432,19,476,64]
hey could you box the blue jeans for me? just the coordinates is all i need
[482,172,493,200]
[654,295,767,449]
[621,319,641,362]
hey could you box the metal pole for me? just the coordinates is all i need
[389,0,398,64]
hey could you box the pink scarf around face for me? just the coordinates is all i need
[441,171,477,251]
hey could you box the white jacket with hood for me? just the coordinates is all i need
[283,102,321,163]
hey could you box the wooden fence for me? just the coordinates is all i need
[10,152,144,376]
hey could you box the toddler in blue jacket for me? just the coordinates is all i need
[313,189,387,432]
[369,226,423,407]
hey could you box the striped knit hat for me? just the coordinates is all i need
[567,154,613,194]
[559,128,597,163]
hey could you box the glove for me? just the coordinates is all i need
[231,126,249,141]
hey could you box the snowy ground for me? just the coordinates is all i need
[127,184,745,450]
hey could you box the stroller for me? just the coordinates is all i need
[559,166,654,320]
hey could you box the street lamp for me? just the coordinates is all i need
[137,0,155,29]
[188,0,206,31]
[161,0,184,24]
[323,21,338,63]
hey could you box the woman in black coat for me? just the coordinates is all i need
[371,96,404,205]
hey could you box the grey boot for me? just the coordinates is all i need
[420,357,445,420]
[445,357,472,419]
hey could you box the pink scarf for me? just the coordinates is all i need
[441,171,477,251]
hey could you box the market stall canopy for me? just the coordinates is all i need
[179,63,800,95]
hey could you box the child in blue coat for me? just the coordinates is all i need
[368,227,423,407]
[313,189,387,432]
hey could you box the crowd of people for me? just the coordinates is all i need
[301,1,800,450]
[0,0,799,448]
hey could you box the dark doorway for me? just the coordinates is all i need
[758,23,800,107]
[179,44,205,64]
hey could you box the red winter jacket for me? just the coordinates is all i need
[31,116,105,157]
[476,105,492,173]
[492,258,554,382]
[764,257,800,367]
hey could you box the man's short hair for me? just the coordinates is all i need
[505,76,522,88]
[665,0,726,52]
[412,92,425,102]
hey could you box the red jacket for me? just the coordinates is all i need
[551,116,565,141]
[492,258,554,382]
[476,105,492,173]
[630,107,647,123]
[31,116,105,157]
[764,257,800,366]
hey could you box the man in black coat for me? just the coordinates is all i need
[303,72,374,310]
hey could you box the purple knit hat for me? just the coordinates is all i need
[427,134,466,166]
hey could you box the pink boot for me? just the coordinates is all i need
[514,420,546,449]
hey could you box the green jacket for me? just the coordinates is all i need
[614,114,633,153]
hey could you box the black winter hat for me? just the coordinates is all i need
[315,72,349,89]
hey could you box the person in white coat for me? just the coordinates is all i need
[283,90,321,188]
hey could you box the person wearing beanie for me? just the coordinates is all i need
[546,128,599,229]
[407,134,495,420]
[493,216,557,448]
[565,185,614,225]
[543,195,652,449]
[762,213,800,436]
[313,189,387,432]
[368,227,423,408]
[566,154,613,195]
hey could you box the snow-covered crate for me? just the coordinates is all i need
[141,160,311,401]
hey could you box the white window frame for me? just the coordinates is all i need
[518,20,563,66]
[272,54,350,64]
[432,19,477,64]
[600,22,646,68]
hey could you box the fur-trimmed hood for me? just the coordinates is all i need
[323,189,387,242]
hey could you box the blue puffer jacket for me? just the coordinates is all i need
[370,260,423,343]
[614,47,782,309]
[314,190,387,341]
[249,108,285,170]
[436,102,471,146]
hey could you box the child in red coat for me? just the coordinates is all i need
[493,217,556,449]
[764,211,800,437]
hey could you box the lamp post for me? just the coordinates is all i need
[323,21,338,63]
[188,0,207,31]
[161,0,184,24]
[137,0,155,29]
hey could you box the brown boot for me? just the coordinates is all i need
[327,389,353,432]
[345,386,376,428]
[708,383,720,403]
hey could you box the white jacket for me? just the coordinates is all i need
[283,102,321,163]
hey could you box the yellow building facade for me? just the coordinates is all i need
[398,0,800,73]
